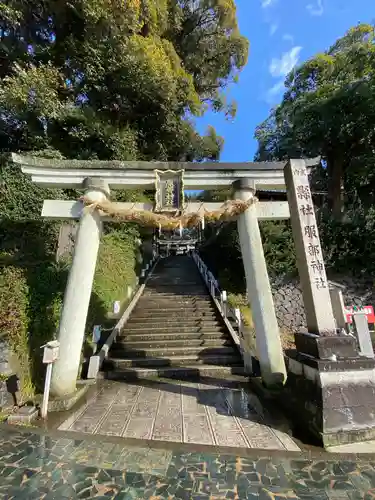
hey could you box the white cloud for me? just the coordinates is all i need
[266,80,285,103]
[268,80,285,96]
[269,46,302,78]
[307,0,324,16]
[270,23,278,35]
[262,0,277,8]
[283,33,294,43]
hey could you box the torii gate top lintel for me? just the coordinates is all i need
[12,153,320,191]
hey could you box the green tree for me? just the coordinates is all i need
[0,1,248,395]
[255,24,375,218]
[0,0,248,160]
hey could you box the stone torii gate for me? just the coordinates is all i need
[13,154,330,398]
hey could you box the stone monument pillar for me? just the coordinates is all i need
[233,179,286,388]
[282,159,375,448]
[284,159,336,336]
[51,178,109,397]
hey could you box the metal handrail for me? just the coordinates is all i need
[191,250,245,334]
[191,250,255,374]
[87,251,160,379]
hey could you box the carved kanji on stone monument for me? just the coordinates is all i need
[284,160,336,336]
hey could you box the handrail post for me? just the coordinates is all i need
[221,290,228,318]
[221,291,227,318]
[210,278,215,298]
[234,308,242,337]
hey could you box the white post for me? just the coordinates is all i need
[233,179,286,387]
[41,364,53,419]
[41,340,60,418]
[208,273,215,297]
[221,291,227,318]
[329,288,346,331]
[50,178,110,397]
[234,308,242,334]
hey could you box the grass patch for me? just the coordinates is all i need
[227,293,254,328]
[0,266,33,398]
[280,330,296,350]
[0,226,143,398]
[88,228,140,331]
[226,293,295,355]
[0,411,11,423]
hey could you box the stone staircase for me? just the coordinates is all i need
[103,255,245,380]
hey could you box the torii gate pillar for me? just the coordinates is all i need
[51,178,109,397]
[233,179,287,387]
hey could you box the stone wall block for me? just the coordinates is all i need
[271,275,375,334]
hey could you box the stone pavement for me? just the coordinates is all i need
[58,379,300,452]
[1,425,375,498]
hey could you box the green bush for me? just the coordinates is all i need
[201,219,297,296]
[0,157,146,396]
[260,220,297,276]
[88,227,141,331]
[0,266,32,396]
[0,222,143,395]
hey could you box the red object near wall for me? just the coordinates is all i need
[344,306,375,324]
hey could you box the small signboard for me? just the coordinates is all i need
[344,306,375,324]
[41,340,60,364]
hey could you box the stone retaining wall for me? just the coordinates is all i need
[271,275,375,334]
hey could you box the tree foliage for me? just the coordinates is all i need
[0,0,248,160]
[255,24,375,218]
[0,1,248,396]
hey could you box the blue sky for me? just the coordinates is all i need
[195,0,374,162]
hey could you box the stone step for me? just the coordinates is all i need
[146,285,204,290]
[147,274,202,278]
[145,290,207,295]
[143,290,208,296]
[105,255,245,381]
[104,353,242,369]
[122,324,227,335]
[129,310,219,320]
[109,346,236,358]
[141,297,209,303]
[151,271,200,274]
[151,278,200,281]
[138,297,213,305]
[146,279,203,284]
[112,337,232,349]
[133,310,216,317]
[147,291,206,296]
[104,364,246,381]
[117,331,229,342]
[129,314,219,323]
[134,304,216,312]
[125,318,222,328]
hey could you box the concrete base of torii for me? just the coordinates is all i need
[50,179,109,398]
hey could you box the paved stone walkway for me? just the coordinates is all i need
[58,380,300,452]
[1,426,375,498]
